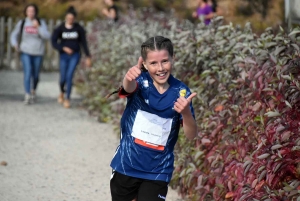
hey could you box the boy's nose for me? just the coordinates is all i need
[158,63,164,71]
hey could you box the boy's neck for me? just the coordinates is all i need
[153,82,170,94]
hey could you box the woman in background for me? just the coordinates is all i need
[10,3,50,104]
[102,0,119,22]
[192,0,214,25]
[51,6,91,108]
[208,0,222,16]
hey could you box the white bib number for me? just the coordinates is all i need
[131,110,173,146]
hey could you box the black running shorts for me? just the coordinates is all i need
[110,171,169,201]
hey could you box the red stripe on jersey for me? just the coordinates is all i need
[134,138,165,151]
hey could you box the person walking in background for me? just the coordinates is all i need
[51,6,91,109]
[10,3,50,104]
[102,0,119,22]
[208,0,222,16]
[192,0,214,25]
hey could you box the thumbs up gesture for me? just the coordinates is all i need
[125,57,143,81]
[174,93,197,115]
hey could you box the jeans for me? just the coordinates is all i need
[21,53,43,94]
[59,52,80,99]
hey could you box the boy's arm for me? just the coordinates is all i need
[123,57,143,93]
[182,108,197,140]
[174,93,197,140]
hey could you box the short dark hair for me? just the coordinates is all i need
[141,36,174,61]
[65,6,77,17]
[24,3,39,17]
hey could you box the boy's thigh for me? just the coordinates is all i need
[110,171,142,201]
[138,179,169,201]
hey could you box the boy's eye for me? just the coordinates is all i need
[163,60,169,63]
[150,62,157,65]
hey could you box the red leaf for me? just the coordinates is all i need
[225,191,235,199]
[255,180,265,191]
[214,104,224,112]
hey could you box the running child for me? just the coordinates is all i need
[110,36,197,201]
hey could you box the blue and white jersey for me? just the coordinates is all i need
[110,72,194,182]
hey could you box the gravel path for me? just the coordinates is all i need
[0,71,180,201]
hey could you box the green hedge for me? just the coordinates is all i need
[76,9,300,200]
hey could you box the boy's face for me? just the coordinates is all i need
[143,49,173,88]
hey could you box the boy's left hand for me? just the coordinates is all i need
[174,93,197,115]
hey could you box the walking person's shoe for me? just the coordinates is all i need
[24,94,31,105]
[31,90,36,103]
[63,99,71,108]
[57,93,64,104]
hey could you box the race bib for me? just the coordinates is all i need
[132,110,173,149]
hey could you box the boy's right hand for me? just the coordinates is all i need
[125,57,143,81]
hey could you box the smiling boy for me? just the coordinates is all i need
[110,36,197,201]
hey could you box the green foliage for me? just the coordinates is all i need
[244,0,270,19]
[76,8,300,201]
[38,3,70,20]
[0,0,98,20]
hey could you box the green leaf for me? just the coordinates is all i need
[288,30,300,37]
[264,111,281,117]
[194,151,204,161]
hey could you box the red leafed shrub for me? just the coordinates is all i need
[171,22,300,200]
[76,8,300,200]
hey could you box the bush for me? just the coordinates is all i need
[76,9,300,200]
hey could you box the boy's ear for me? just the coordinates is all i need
[143,63,148,70]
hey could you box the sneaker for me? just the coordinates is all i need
[63,99,70,108]
[24,94,31,105]
[31,91,36,103]
[57,93,64,104]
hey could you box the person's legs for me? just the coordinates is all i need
[64,52,80,107]
[58,53,68,103]
[20,53,32,104]
[31,55,43,92]
[110,171,142,201]
[31,55,43,102]
[137,180,168,201]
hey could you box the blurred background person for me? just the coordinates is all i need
[208,0,222,16]
[51,6,92,109]
[10,3,50,105]
[102,0,119,22]
[192,0,214,25]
